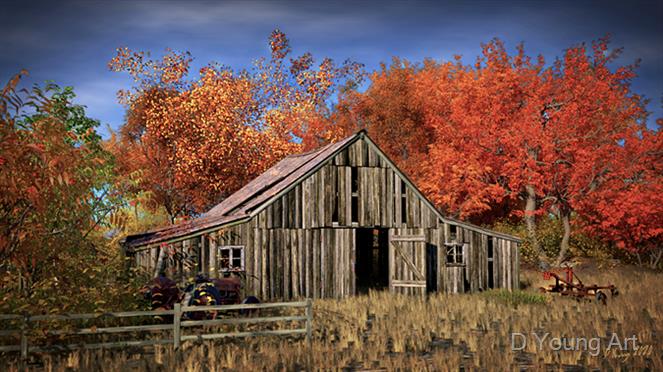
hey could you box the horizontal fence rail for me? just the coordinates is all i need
[0,299,313,359]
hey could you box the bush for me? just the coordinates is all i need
[0,247,150,315]
[491,217,616,265]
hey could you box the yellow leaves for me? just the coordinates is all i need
[108,30,360,213]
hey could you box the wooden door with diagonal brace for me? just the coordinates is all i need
[389,228,427,295]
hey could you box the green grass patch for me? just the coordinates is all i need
[481,289,548,307]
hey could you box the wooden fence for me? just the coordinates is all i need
[0,299,312,359]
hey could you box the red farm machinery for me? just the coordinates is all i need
[539,266,619,305]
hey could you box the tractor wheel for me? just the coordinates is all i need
[595,291,607,305]
[610,288,619,297]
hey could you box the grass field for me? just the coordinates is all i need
[2,261,661,371]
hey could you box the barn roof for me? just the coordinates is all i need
[123,130,521,249]
[123,133,358,249]
[205,133,357,217]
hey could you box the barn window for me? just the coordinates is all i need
[218,245,245,272]
[351,167,358,223]
[445,243,464,265]
[449,224,458,242]
[401,180,407,224]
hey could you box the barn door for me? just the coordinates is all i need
[388,229,427,295]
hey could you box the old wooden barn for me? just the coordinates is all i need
[123,130,521,300]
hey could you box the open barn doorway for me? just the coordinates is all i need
[355,228,389,293]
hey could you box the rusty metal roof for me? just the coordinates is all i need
[206,133,357,217]
[122,214,249,249]
[123,131,361,249]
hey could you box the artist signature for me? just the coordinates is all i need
[604,344,654,361]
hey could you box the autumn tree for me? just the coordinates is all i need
[109,30,362,220]
[334,37,652,265]
[576,119,663,268]
[534,38,648,264]
[107,87,187,221]
[414,44,547,227]
[331,58,433,183]
[418,38,650,264]
[333,47,543,223]
[417,38,649,265]
[0,72,143,311]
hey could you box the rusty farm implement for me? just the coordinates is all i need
[538,266,619,305]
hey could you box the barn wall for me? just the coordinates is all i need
[132,237,200,286]
[203,222,356,301]
[423,225,518,294]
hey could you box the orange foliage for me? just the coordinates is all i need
[333,37,658,253]
[109,30,363,218]
[0,72,107,277]
[416,40,554,221]
[576,121,663,253]
[332,59,432,183]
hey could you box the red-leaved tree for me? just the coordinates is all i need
[334,37,655,265]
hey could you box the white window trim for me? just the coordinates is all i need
[217,245,245,272]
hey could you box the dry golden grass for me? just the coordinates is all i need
[2,262,662,371]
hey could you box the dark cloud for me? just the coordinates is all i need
[1,0,661,135]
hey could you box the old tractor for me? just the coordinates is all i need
[143,273,256,320]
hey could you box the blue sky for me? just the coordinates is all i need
[2,0,661,137]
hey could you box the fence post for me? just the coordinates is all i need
[305,298,312,347]
[173,303,181,350]
[20,313,28,361]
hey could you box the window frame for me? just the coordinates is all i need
[445,242,465,266]
[217,245,245,272]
